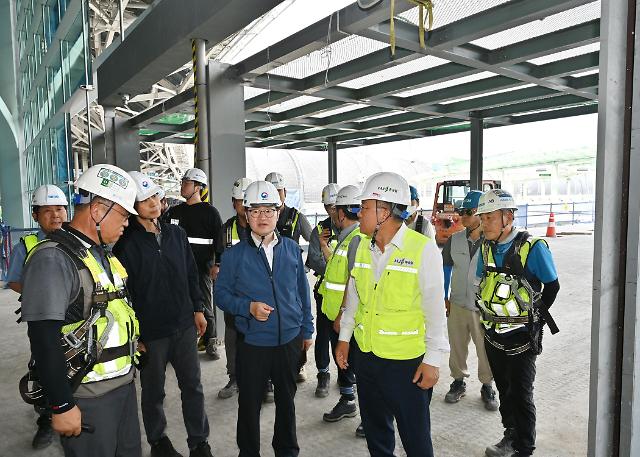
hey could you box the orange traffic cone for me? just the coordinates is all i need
[546,212,556,237]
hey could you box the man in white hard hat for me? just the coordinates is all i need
[215,181,313,457]
[264,171,313,382]
[306,183,339,398]
[114,172,214,457]
[7,184,68,449]
[475,189,560,457]
[319,185,364,437]
[164,168,223,360]
[216,177,252,400]
[19,164,141,457]
[335,172,448,457]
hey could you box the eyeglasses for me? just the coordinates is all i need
[248,208,277,219]
[457,208,475,216]
[98,202,130,221]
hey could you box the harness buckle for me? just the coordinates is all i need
[63,331,83,350]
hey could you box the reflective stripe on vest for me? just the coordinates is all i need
[477,236,544,334]
[57,250,138,384]
[352,229,427,360]
[320,227,361,320]
[188,237,214,245]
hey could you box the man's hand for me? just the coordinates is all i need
[194,312,207,336]
[52,405,81,437]
[319,228,331,247]
[302,339,313,352]
[412,363,439,390]
[333,312,342,334]
[445,299,451,317]
[209,264,220,280]
[335,341,350,369]
[137,341,146,353]
[250,302,274,321]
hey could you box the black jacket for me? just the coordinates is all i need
[113,217,204,342]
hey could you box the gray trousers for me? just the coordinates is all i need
[61,381,141,457]
[199,273,217,342]
[224,311,237,378]
[141,325,210,449]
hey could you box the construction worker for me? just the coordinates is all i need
[113,172,213,457]
[164,168,223,360]
[305,183,339,398]
[475,189,560,457]
[217,177,252,400]
[265,171,313,383]
[406,185,435,239]
[19,164,141,456]
[215,180,313,457]
[441,190,498,410]
[7,184,68,449]
[319,185,364,437]
[335,172,448,457]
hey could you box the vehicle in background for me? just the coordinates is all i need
[431,179,501,246]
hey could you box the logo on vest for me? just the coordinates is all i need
[393,258,414,267]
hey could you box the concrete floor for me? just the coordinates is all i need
[0,228,591,457]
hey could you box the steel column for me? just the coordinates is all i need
[193,38,210,175]
[328,140,337,183]
[470,115,483,190]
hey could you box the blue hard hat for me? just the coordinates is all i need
[461,190,483,209]
[409,185,420,202]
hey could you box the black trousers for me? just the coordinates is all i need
[236,335,302,457]
[198,273,217,342]
[353,345,433,457]
[313,288,331,372]
[141,325,209,449]
[485,339,537,455]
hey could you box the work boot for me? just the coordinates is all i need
[355,422,365,438]
[509,452,532,457]
[263,379,275,403]
[218,377,238,399]
[481,384,499,411]
[445,379,466,403]
[205,340,220,360]
[296,366,307,383]
[151,436,183,457]
[189,441,214,457]
[315,371,330,398]
[197,336,206,352]
[485,430,515,457]
[32,415,53,449]
[323,397,357,422]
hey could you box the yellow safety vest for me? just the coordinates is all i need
[225,219,241,248]
[351,228,428,360]
[21,234,39,255]
[320,227,361,321]
[477,236,545,334]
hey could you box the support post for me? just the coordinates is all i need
[93,107,140,171]
[470,114,483,191]
[328,139,337,183]
[193,39,210,179]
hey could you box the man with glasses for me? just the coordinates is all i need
[19,164,141,457]
[441,191,498,410]
[215,180,313,457]
[164,168,223,360]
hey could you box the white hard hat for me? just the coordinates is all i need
[76,164,138,215]
[157,187,166,200]
[321,183,340,205]
[359,172,411,206]
[243,181,281,207]
[265,172,285,190]
[232,177,253,200]
[476,189,518,215]
[183,168,208,187]
[32,185,68,207]
[128,171,162,202]
[336,185,361,207]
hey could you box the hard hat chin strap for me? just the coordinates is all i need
[370,201,391,248]
[91,198,113,249]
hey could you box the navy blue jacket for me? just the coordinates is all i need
[215,233,313,347]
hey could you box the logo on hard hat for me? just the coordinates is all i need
[97,168,128,189]
[377,186,398,194]
[260,191,268,199]
[142,181,149,188]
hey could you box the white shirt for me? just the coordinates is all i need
[251,231,278,270]
[339,223,449,367]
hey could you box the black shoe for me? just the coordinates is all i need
[151,436,183,457]
[485,430,515,457]
[355,422,365,438]
[218,377,238,399]
[445,379,466,403]
[296,366,307,383]
[190,441,214,457]
[32,417,53,449]
[315,372,330,398]
[509,452,532,457]
[323,397,357,422]
[481,384,499,411]
[263,380,274,404]
[205,341,220,360]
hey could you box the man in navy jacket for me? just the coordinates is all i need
[215,180,313,457]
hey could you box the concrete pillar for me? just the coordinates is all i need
[589,0,640,455]
[328,140,337,183]
[92,107,141,171]
[470,115,483,191]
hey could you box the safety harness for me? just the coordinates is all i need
[278,206,300,240]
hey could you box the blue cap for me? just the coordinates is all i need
[409,185,419,202]
[461,190,483,209]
